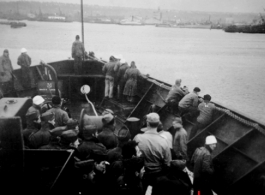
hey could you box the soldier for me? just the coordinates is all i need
[22,111,40,148]
[134,112,171,191]
[116,58,129,101]
[50,96,69,127]
[0,49,15,97]
[191,135,218,195]
[29,111,55,149]
[17,48,35,89]
[102,56,119,99]
[72,35,85,74]
[26,95,45,122]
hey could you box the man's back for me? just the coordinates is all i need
[191,146,213,180]
[166,86,186,103]
[0,55,13,82]
[102,61,116,78]
[134,130,171,173]
[173,127,187,158]
[72,40,84,58]
[50,107,69,127]
[17,53,31,67]
[179,92,198,109]
[197,102,216,125]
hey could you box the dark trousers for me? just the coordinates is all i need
[179,106,199,118]
[166,99,180,115]
[21,67,35,89]
[74,57,82,75]
[117,80,126,101]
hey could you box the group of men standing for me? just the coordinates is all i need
[102,55,148,103]
[0,48,35,97]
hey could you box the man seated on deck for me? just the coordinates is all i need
[189,94,216,140]
[23,111,40,148]
[97,113,118,150]
[26,95,45,122]
[50,95,69,127]
[178,87,202,118]
[165,79,189,116]
[29,110,55,149]
[78,124,107,161]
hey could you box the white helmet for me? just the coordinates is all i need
[120,58,126,64]
[33,95,45,105]
[205,135,217,145]
[21,48,27,53]
[113,54,123,60]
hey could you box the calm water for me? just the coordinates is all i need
[0,20,265,124]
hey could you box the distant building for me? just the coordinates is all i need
[144,18,161,25]
[225,17,234,24]
[27,13,36,19]
[48,16,66,20]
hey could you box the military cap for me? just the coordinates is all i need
[116,126,131,142]
[60,130,78,144]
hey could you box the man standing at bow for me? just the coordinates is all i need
[72,35,85,75]
[17,48,34,89]
[0,49,15,97]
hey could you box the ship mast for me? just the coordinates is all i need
[81,0,85,59]
[81,0,84,45]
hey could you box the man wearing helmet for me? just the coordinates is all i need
[17,48,35,89]
[191,135,217,195]
[26,95,45,123]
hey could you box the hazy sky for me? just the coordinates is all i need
[2,0,265,13]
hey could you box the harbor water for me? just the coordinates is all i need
[0,20,265,124]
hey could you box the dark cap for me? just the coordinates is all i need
[117,126,131,142]
[109,56,115,61]
[203,94,211,101]
[52,96,61,105]
[60,130,78,144]
[193,87,201,92]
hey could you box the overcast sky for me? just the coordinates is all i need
[2,0,265,13]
